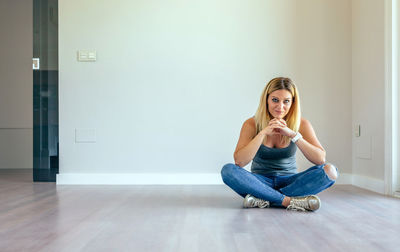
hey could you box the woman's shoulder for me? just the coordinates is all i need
[300,117,309,125]
[243,117,256,127]
[299,117,312,131]
[241,117,257,135]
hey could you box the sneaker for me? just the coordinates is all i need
[243,194,270,208]
[286,195,321,211]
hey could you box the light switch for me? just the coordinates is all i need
[78,50,96,62]
[88,52,96,60]
[354,124,360,137]
[33,58,40,70]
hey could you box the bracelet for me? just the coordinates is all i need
[291,132,302,143]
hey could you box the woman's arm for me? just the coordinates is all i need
[295,118,326,165]
[233,118,264,167]
[233,118,282,167]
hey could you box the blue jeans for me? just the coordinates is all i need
[221,163,337,205]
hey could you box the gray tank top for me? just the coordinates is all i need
[251,141,297,176]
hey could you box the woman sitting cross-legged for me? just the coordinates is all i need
[221,77,338,211]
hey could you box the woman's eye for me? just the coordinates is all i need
[284,100,290,104]
[272,98,279,102]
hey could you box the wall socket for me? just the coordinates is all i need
[354,124,361,137]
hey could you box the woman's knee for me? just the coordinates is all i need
[323,163,338,181]
[221,163,237,179]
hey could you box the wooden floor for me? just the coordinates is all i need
[0,170,399,252]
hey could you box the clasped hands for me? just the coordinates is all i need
[262,118,296,138]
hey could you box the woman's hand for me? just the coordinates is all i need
[260,118,281,137]
[261,119,296,138]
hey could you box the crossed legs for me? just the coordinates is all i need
[221,163,338,206]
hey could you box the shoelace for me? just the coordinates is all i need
[286,198,309,211]
[286,204,306,211]
[247,197,269,208]
[256,199,269,208]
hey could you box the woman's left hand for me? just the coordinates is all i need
[272,119,296,138]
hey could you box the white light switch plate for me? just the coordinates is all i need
[33,58,40,70]
[77,50,97,62]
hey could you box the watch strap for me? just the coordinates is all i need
[291,132,302,143]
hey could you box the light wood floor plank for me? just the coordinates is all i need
[0,170,399,252]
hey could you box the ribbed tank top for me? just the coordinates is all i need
[251,141,297,176]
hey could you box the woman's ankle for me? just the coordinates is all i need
[282,196,291,207]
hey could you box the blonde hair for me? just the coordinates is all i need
[254,77,301,144]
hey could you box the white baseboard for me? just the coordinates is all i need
[57,173,224,185]
[335,172,385,194]
[335,172,353,185]
[57,172,386,195]
[351,174,385,194]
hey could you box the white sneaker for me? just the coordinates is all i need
[243,194,270,208]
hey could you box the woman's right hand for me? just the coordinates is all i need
[260,118,286,137]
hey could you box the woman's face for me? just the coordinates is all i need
[267,89,293,119]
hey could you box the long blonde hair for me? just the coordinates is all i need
[254,77,301,145]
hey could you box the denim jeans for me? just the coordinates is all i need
[221,163,337,205]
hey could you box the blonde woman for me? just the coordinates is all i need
[221,77,338,211]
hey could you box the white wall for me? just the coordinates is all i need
[58,0,352,183]
[352,0,386,192]
[0,0,33,169]
[294,0,352,174]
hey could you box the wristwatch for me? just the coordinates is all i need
[291,132,302,143]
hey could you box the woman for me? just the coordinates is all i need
[221,77,338,211]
